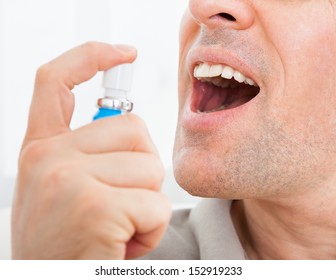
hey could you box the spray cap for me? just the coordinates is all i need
[102,63,133,99]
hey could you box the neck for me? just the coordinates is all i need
[231,191,336,259]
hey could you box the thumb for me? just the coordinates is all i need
[25,42,137,143]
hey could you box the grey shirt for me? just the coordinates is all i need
[142,198,246,260]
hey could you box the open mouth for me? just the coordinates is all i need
[192,63,260,113]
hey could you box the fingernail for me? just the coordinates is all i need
[114,44,137,54]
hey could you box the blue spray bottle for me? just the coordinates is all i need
[93,63,133,120]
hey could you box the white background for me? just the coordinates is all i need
[0,0,201,209]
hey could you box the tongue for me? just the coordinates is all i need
[200,84,259,112]
[200,86,229,112]
[202,92,227,111]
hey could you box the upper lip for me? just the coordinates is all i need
[187,45,261,87]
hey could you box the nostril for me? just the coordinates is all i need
[218,13,236,21]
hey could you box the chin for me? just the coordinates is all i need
[173,146,247,200]
[172,134,306,201]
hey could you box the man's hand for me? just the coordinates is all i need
[11,42,172,260]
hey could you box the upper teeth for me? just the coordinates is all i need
[194,62,257,87]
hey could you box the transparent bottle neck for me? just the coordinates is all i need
[104,89,128,100]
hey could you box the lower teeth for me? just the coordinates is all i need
[197,104,227,114]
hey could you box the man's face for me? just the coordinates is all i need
[173,0,336,200]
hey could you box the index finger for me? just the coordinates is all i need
[25,42,137,143]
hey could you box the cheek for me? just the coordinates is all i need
[261,5,336,130]
[260,2,336,90]
[178,9,199,56]
[178,10,200,108]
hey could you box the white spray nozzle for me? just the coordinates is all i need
[102,63,133,99]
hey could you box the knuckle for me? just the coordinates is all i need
[123,114,150,141]
[159,193,172,219]
[43,161,79,187]
[35,63,54,84]
[147,155,165,187]
[80,41,100,56]
[75,189,115,233]
[152,193,172,224]
[19,140,54,168]
[125,114,147,132]
[76,190,103,218]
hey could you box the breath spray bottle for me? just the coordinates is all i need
[93,63,133,120]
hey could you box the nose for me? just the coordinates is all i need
[189,0,255,30]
